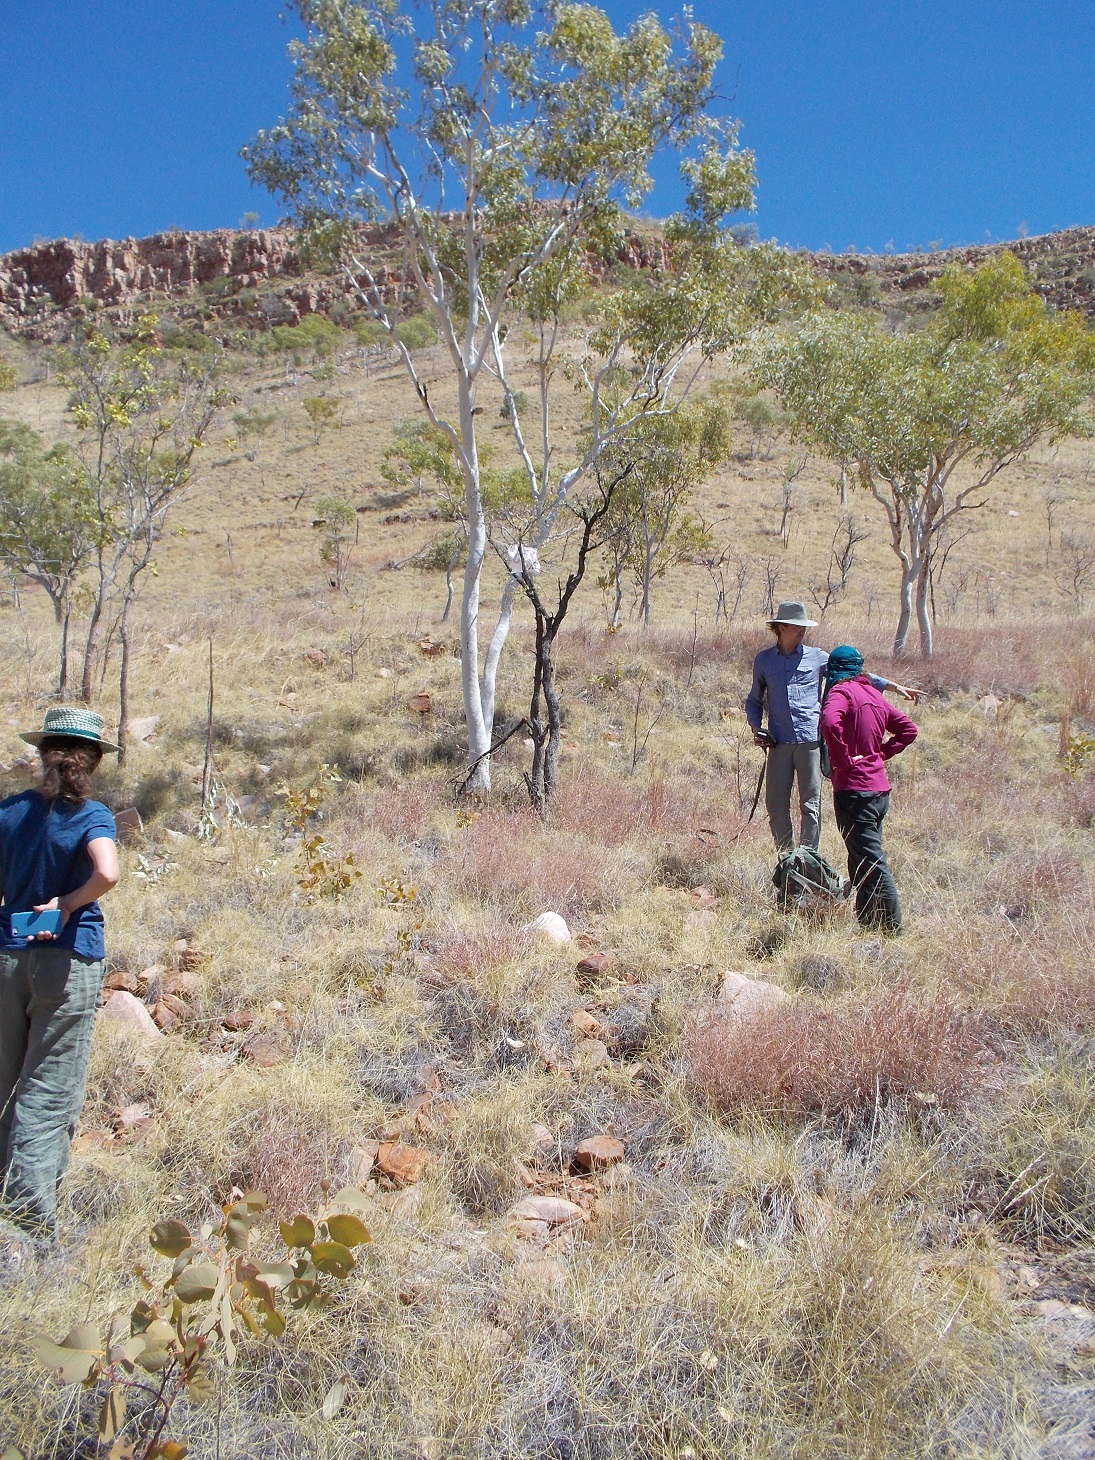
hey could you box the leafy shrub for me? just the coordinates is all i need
[395,314,437,350]
[500,389,528,420]
[33,1191,369,1459]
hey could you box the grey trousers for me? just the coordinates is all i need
[0,945,104,1235]
[765,742,823,852]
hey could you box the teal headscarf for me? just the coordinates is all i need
[825,644,864,688]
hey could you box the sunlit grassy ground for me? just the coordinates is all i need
[0,332,1093,1458]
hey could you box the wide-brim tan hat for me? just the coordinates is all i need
[20,706,120,753]
[767,600,818,628]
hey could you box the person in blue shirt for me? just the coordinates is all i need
[0,707,119,1239]
[744,602,921,853]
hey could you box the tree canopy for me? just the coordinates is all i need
[757,253,1095,657]
[246,0,810,784]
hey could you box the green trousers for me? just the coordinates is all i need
[0,944,104,1236]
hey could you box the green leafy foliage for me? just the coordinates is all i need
[756,253,1095,657]
[231,407,279,461]
[0,359,17,391]
[302,394,340,444]
[278,764,364,899]
[262,312,344,363]
[33,1190,370,1460]
[596,399,728,626]
[313,491,357,588]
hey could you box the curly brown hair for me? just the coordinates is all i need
[38,737,103,805]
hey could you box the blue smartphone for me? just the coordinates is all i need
[10,909,62,939]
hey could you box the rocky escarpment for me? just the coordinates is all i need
[1,221,1092,341]
[814,225,1095,319]
[0,224,669,341]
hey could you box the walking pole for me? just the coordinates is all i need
[746,745,768,824]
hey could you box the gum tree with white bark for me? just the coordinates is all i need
[245,0,809,787]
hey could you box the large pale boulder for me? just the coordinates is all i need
[717,971,791,1018]
[526,912,572,945]
[98,991,163,1041]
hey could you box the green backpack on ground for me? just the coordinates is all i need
[772,846,848,912]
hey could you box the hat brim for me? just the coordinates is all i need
[20,729,119,754]
[767,615,818,628]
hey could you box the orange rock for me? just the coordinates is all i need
[376,1141,429,1186]
[162,970,201,1000]
[690,886,718,909]
[571,1008,602,1038]
[407,692,432,714]
[241,1031,289,1067]
[152,1001,180,1033]
[158,992,193,1020]
[574,1135,625,1172]
[103,969,139,993]
[575,951,614,980]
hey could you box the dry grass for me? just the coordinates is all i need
[1,325,1094,1458]
[686,984,991,1123]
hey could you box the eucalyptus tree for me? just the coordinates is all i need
[0,421,95,694]
[245,0,809,786]
[757,254,1095,657]
[59,315,227,753]
[598,398,728,628]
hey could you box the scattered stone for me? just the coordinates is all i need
[303,649,328,668]
[375,667,392,679]
[571,1008,602,1038]
[99,991,163,1041]
[103,969,139,994]
[407,691,432,714]
[528,1124,555,1162]
[158,992,193,1020]
[686,907,718,929]
[348,1141,382,1185]
[162,970,201,1001]
[510,1195,588,1241]
[152,1001,181,1033]
[526,911,572,945]
[164,828,191,846]
[241,1031,290,1067]
[690,886,718,909]
[417,636,447,656]
[376,1141,429,1186]
[717,971,791,1017]
[113,807,143,843]
[574,1135,625,1172]
[575,950,614,980]
[179,946,212,972]
[573,1037,610,1073]
[128,716,160,743]
[223,1010,255,1032]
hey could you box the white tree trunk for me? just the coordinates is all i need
[892,560,917,658]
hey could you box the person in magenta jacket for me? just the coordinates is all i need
[819,645,917,933]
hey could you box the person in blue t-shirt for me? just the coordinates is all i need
[0,707,120,1238]
[744,602,922,853]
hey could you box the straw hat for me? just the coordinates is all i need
[20,706,120,753]
[767,600,818,628]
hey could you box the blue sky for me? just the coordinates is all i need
[1,1,1092,255]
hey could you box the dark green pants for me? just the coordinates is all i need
[0,945,104,1235]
